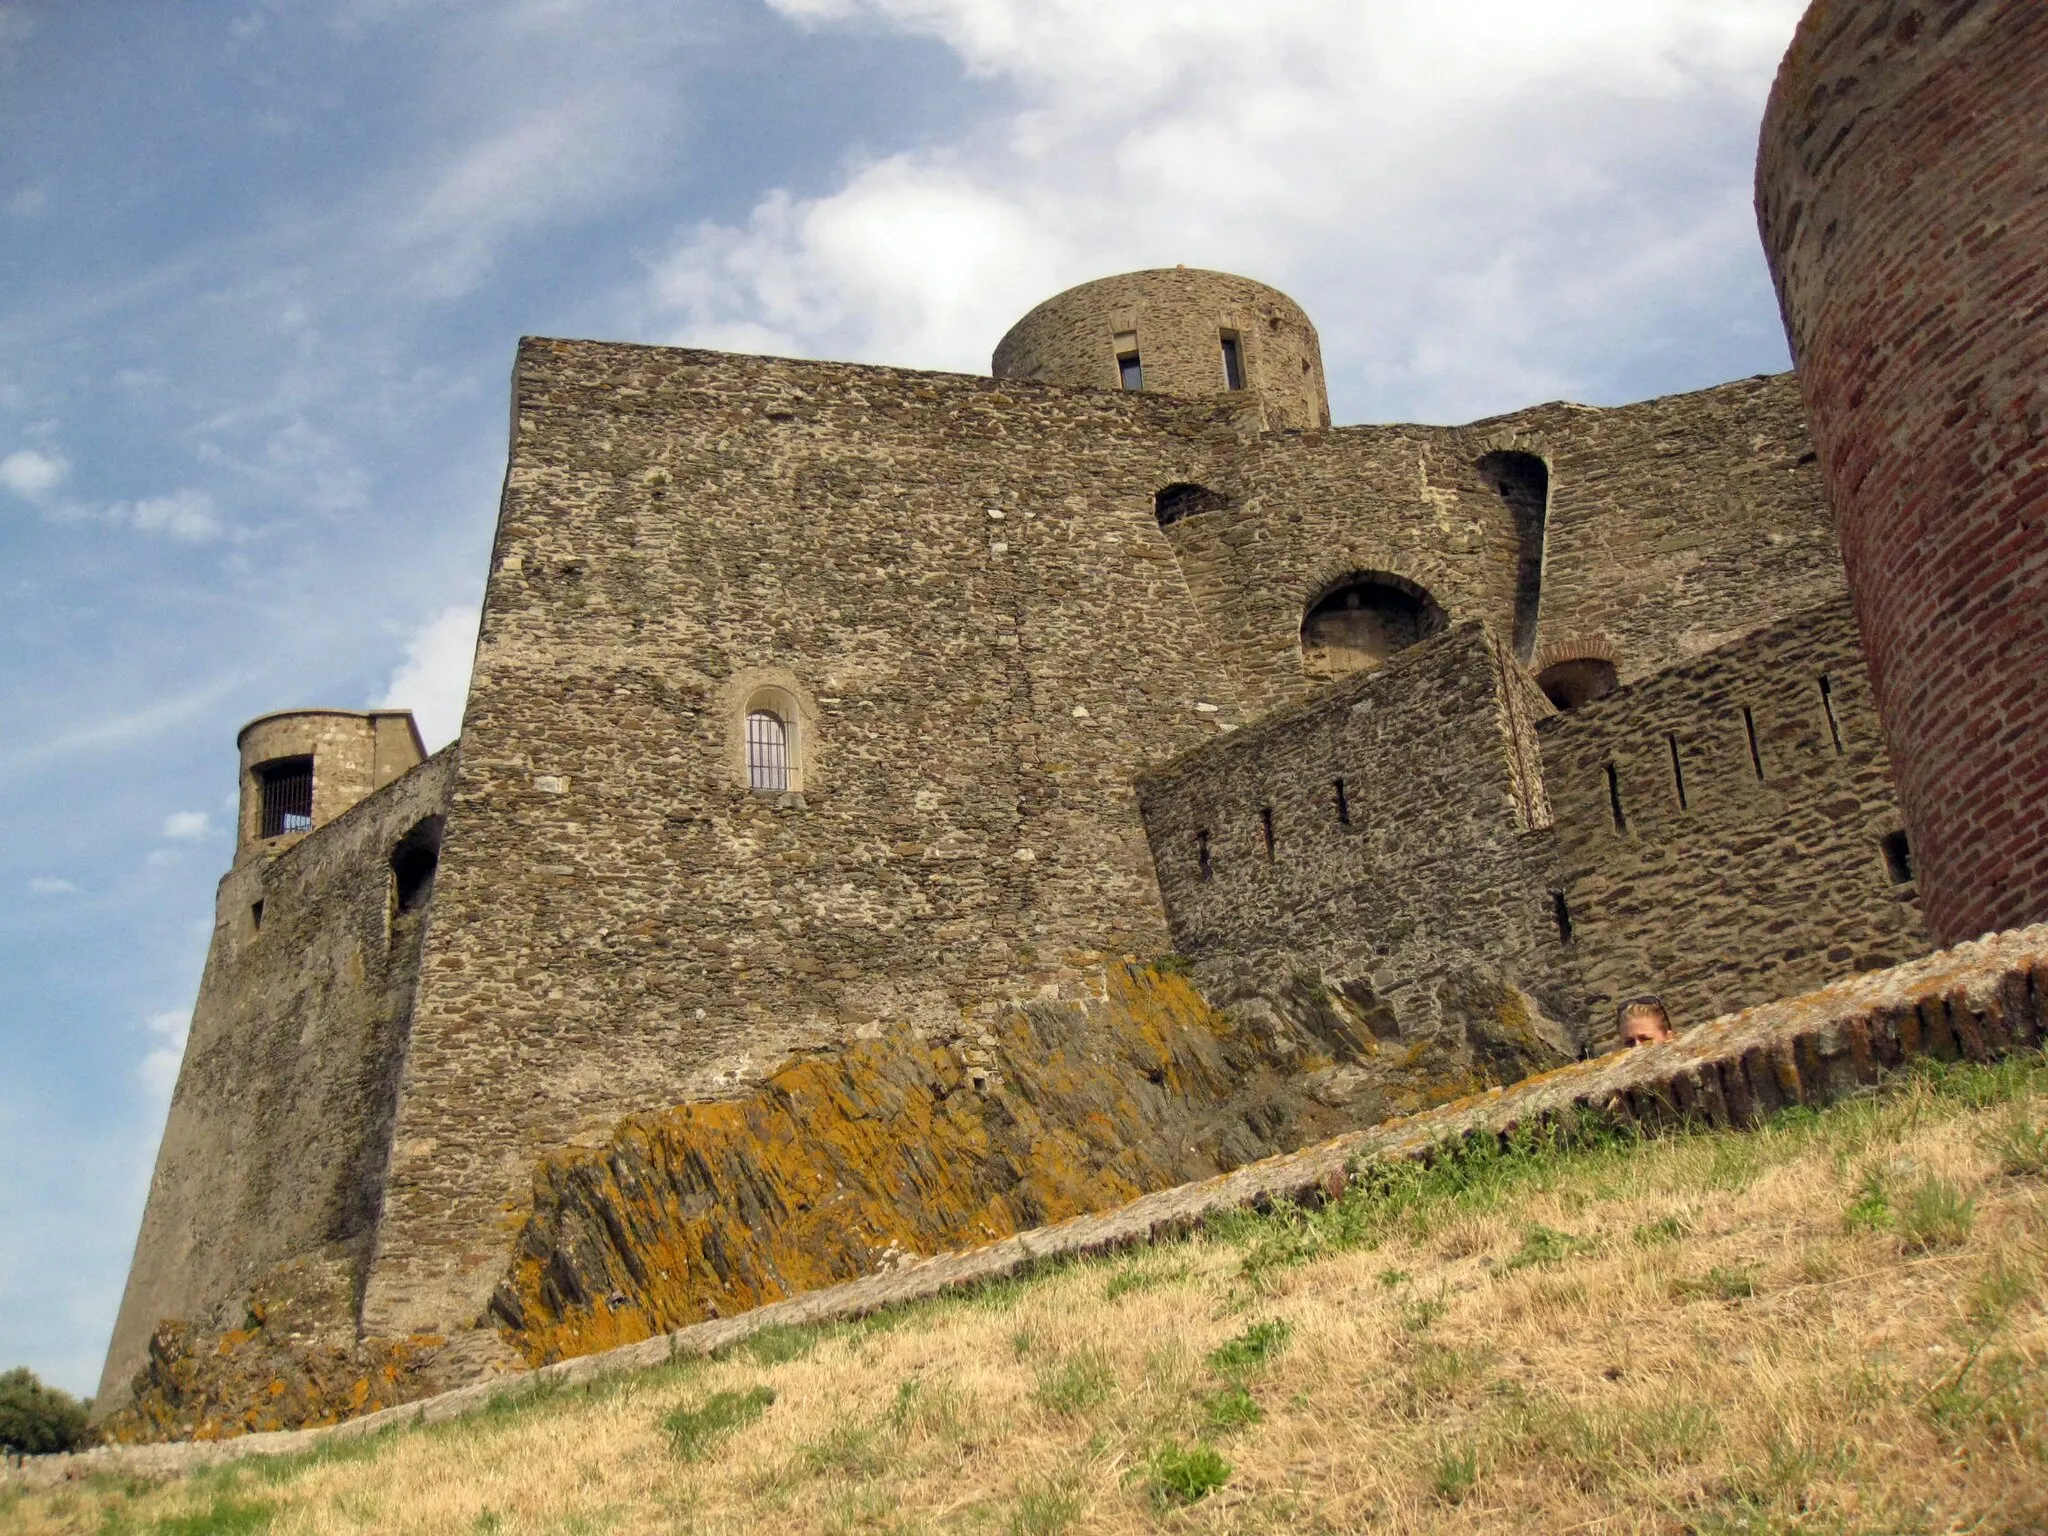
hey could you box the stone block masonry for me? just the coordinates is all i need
[1544,597,1930,1044]
[1759,0,2048,943]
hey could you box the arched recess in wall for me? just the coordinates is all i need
[1299,572,1447,680]
[1154,482,1229,529]
[1532,636,1620,711]
[1476,450,1550,664]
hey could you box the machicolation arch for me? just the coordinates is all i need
[1300,573,1446,680]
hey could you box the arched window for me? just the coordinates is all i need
[1300,574,1446,679]
[746,710,789,793]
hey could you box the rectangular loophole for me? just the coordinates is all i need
[1220,331,1245,391]
[249,900,264,934]
[1334,778,1350,825]
[1197,830,1212,881]
[1881,829,1915,887]
[1819,675,1845,754]
[1550,891,1573,945]
[1742,706,1766,780]
[1114,331,1142,391]
[1260,806,1275,862]
[1605,763,1627,834]
[1667,733,1689,812]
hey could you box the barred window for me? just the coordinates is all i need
[256,756,314,837]
[746,711,789,793]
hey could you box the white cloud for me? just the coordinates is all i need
[161,810,212,839]
[376,602,480,749]
[128,489,224,541]
[0,446,67,501]
[654,0,1808,418]
[139,1011,191,1103]
[27,877,79,895]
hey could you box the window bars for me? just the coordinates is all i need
[257,756,314,837]
[746,711,789,793]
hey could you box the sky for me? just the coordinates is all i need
[0,0,1811,1396]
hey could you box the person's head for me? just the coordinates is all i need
[1618,995,1675,1048]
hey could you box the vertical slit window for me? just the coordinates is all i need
[1819,675,1845,754]
[1667,734,1689,812]
[746,711,789,793]
[1220,332,1245,391]
[1334,778,1350,825]
[257,756,314,838]
[249,900,264,934]
[1743,706,1766,780]
[1550,891,1573,945]
[1881,830,1915,887]
[1605,763,1627,834]
[1197,830,1212,881]
[1260,806,1275,862]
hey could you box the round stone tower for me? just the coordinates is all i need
[1757,0,2048,945]
[992,268,1330,431]
[235,708,427,859]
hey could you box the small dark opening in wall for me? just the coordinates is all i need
[1220,332,1245,391]
[1743,706,1766,780]
[1550,891,1573,945]
[391,815,445,916]
[1881,829,1915,887]
[1197,830,1212,881]
[1535,658,1618,711]
[256,755,314,838]
[1667,733,1689,812]
[1260,806,1276,862]
[1605,762,1627,834]
[1334,778,1350,825]
[1819,675,1845,754]
[250,900,264,934]
[1154,482,1228,528]
[1118,352,1144,391]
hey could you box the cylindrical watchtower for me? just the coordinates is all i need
[1757,0,2048,944]
[235,709,427,859]
[992,268,1330,431]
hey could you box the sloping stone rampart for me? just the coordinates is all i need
[26,925,2043,1482]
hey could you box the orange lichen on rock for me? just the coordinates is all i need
[492,963,1409,1365]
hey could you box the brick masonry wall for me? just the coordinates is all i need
[1542,597,1928,1046]
[1160,374,1845,719]
[1758,0,2048,944]
[1136,623,1579,1036]
[97,752,456,1410]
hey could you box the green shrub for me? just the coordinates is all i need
[663,1385,775,1461]
[0,1367,89,1455]
[1146,1442,1230,1506]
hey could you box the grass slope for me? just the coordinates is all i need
[10,1055,2048,1535]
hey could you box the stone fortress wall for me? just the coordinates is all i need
[1757,0,2048,947]
[102,166,2008,1429]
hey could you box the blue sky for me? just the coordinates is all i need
[0,0,1810,1395]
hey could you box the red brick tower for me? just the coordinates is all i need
[1757,0,2048,945]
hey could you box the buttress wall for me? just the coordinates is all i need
[358,341,1265,1341]
[97,751,454,1409]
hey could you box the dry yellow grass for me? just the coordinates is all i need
[10,1056,2048,1535]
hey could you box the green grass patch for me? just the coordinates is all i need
[1502,1223,1597,1272]
[1428,1439,1479,1504]
[149,1496,275,1535]
[1200,1381,1263,1434]
[1032,1350,1114,1416]
[664,1385,775,1461]
[1145,1442,1230,1507]
[1896,1177,1976,1253]
[1672,1265,1759,1302]
[1205,1319,1291,1376]
[1007,1478,1081,1535]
